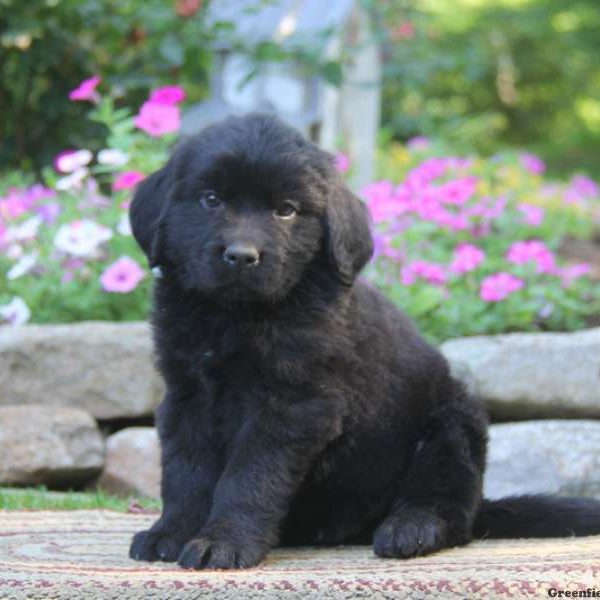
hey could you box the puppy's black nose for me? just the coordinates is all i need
[223,244,260,267]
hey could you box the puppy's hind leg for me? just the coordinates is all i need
[374,389,488,559]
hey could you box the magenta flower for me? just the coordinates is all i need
[335,153,350,174]
[450,243,485,274]
[506,240,556,274]
[519,152,545,175]
[113,171,146,191]
[149,86,186,105]
[570,175,599,199]
[69,76,101,102]
[558,263,591,287]
[100,256,145,293]
[480,272,524,302]
[362,181,407,224]
[0,189,31,220]
[401,261,447,286]
[134,101,181,136]
[517,203,545,226]
[406,136,430,151]
[437,176,478,206]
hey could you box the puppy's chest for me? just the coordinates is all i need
[183,318,324,391]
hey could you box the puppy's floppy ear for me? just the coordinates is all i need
[325,181,374,285]
[129,167,170,267]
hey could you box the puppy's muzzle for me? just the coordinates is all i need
[222,243,261,267]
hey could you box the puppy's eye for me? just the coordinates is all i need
[200,191,222,209]
[274,203,298,219]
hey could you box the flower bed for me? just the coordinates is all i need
[0,77,599,341]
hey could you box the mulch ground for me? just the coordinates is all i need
[0,510,598,599]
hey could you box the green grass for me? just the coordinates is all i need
[0,486,161,512]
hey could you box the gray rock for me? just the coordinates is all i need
[441,328,600,419]
[98,427,160,499]
[0,405,104,486]
[0,322,164,419]
[485,420,600,500]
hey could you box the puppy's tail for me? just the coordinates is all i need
[473,495,600,538]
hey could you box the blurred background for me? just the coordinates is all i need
[1,0,600,507]
[1,0,599,176]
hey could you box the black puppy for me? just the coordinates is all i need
[129,113,600,570]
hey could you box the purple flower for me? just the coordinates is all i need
[506,240,556,274]
[436,176,478,206]
[519,152,545,175]
[334,153,350,174]
[557,263,591,287]
[480,273,524,302]
[401,261,447,286]
[406,136,431,151]
[36,202,61,224]
[517,204,545,226]
[449,244,485,274]
[100,256,145,293]
[570,175,599,199]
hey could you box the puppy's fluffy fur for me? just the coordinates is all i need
[129,114,600,569]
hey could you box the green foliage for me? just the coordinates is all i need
[372,0,600,177]
[364,141,600,342]
[0,0,212,171]
[0,89,178,324]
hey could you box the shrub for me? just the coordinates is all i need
[362,139,600,342]
[0,76,181,324]
[1,79,598,342]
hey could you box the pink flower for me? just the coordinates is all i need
[392,20,416,40]
[406,136,430,151]
[519,152,545,175]
[436,176,478,206]
[149,86,186,105]
[335,153,350,174]
[113,171,146,191]
[69,76,101,102]
[362,181,407,224]
[570,175,599,199]
[506,240,556,273]
[0,189,31,220]
[134,101,181,136]
[100,256,145,293]
[517,203,545,226]
[480,272,524,302]
[450,244,485,274]
[401,260,447,286]
[557,263,591,287]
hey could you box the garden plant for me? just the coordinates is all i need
[0,76,598,343]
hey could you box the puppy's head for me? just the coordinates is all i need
[130,114,373,302]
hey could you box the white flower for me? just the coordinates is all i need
[5,244,23,260]
[7,253,37,280]
[54,219,113,257]
[0,297,31,326]
[56,149,93,173]
[97,148,129,167]
[55,167,89,191]
[6,215,43,243]
[116,212,132,236]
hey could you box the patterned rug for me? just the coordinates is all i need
[0,510,599,599]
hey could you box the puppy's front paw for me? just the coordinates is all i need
[129,528,186,563]
[373,509,447,559]
[178,536,264,570]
